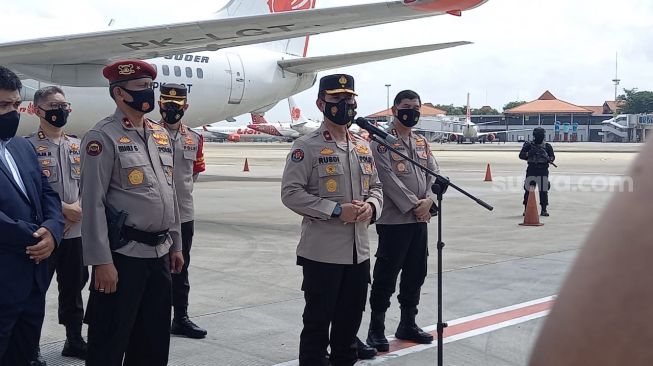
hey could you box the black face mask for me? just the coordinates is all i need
[42,108,69,128]
[0,111,20,140]
[396,108,420,128]
[322,99,356,126]
[533,133,545,144]
[160,105,184,124]
[121,87,155,113]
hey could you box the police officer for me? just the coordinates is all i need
[80,60,184,366]
[520,127,555,216]
[281,74,383,366]
[157,84,208,338]
[27,86,89,360]
[366,90,438,351]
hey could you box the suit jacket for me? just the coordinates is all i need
[0,137,64,305]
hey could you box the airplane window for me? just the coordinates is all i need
[162,65,170,76]
[197,68,204,79]
[186,67,192,78]
[174,66,181,77]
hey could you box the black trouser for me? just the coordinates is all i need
[172,220,194,309]
[84,253,171,366]
[0,283,45,366]
[370,223,428,312]
[523,166,550,207]
[299,257,370,366]
[48,237,89,326]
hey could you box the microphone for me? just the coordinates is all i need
[354,117,398,144]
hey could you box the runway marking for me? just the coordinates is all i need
[272,296,555,366]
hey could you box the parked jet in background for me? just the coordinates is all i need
[3,0,488,136]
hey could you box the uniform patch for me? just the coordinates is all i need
[122,118,133,128]
[320,147,334,155]
[326,179,338,193]
[86,141,103,156]
[38,131,46,140]
[322,131,332,141]
[36,145,47,153]
[396,162,407,172]
[40,159,51,167]
[377,145,387,154]
[152,133,169,146]
[42,169,51,178]
[363,177,370,191]
[70,143,79,153]
[164,166,173,178]
[291,149,304,162]
[73,167,81,175]
[416,138,426,146]
[119,136,132,144]
[325,165,337,175]
[128,169,144,185]
[355,145,370,155]
[363,163,373,174]
[184,136,195,145]
[390,152,402,161]
[73,156,81,164]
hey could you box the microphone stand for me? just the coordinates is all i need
[370,134,493,366]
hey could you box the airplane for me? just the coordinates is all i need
[422,93,529,143]
[2,0,489,137]
[193,124,277,142]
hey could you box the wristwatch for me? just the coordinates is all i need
[331,203,342,218]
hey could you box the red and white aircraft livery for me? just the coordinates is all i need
[2,0,489,136]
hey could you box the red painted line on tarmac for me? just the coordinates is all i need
[384,299,554,353]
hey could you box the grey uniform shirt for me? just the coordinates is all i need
[370,122,440,225]
[165,124,203,223]
[27,129,82,239]
[80,108,182,266]
[281,123,383,265]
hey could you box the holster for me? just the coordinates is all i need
[105,203,129,251]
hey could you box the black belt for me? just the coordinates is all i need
[121,226,169,246]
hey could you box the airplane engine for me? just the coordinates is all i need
[486,133,496,142]
[228,134,241,142]
[449,134,458,142]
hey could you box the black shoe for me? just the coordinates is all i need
[171,316,208,339]
[29,349,46,366]
[540,209,549,216]
[62,337,87,360]
[395,307,433,344]
[366,311,389,352]
[356,337,377,360]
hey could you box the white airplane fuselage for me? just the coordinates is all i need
[16,47,315,137]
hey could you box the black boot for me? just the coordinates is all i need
[356,337,377,360]
[171,306,208,339]
[61,322,87,360]
[395,307,433,344]
[366,311,389,352]
[29,347,46,366]
[540,206,549,216]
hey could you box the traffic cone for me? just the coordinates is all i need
[484,163,493,182]
[243,158,250,172]
[519,187,543,226]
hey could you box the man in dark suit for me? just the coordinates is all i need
[0,66,64,366]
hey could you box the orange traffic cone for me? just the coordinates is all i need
[243,158,250,172]
[484,163,493,182]
[519,187,543,226]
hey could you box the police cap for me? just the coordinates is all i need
[318,74,357,96]
[160,83,187,105]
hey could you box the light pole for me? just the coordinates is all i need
[385,84,391,111]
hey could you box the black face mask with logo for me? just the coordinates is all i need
[396,108,420,128]
[121,87,155,113]
[160,105,185,124]
[42,108,70,128]
[322,99,356,126]
[0,110,20,140]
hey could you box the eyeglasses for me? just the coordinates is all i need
[39,102,71,110]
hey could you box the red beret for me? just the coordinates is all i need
[102,60,157,84]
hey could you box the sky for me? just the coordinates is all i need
[5,0,653,124]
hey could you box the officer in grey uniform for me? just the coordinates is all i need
[157,84,208,339]
[27,86,89,360]
[281,74,383,366]
[367,90,438,351]
[80,60,184,366]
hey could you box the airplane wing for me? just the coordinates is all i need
[478,129,532,137]
[0,0,487,65]
[278,42,470,74]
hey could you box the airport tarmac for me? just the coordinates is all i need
[38,142,640,365]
